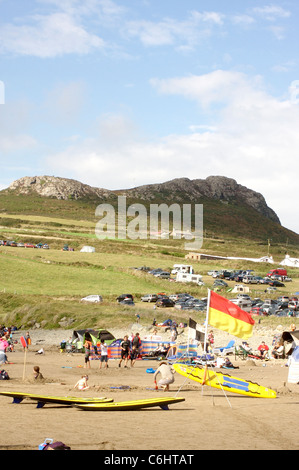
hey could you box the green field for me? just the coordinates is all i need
[1,211,299,331]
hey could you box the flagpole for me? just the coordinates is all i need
[203,289,211,354]
[187,317,192,358]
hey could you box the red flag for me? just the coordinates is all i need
[208,290,255,339]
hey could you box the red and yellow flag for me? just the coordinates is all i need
[208,290,255,339]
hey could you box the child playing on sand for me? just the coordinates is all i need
[33,366,44,380]
[74,375,89,391]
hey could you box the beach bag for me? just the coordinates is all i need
[0,370,9,380]
[41,439,71,450]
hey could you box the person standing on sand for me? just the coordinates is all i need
[119,335,130,368]
[84,339,92,369]
[99,339,109,369]
[130,333,141,367]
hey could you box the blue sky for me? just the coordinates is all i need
[1,0,299,235]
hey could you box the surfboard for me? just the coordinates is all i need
[74,396,185,411]
[173,364,277,399]
[0,391,113,407]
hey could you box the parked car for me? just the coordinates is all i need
[148,268,163,275]
[81,295,103,303]
[141,294,158,302]
[213,280,228,287]
[288,301,299,311]
[155,298,175,308]
[268,280,285,287]
[243,275,257,284]
[117,294,134,303]
[119,299,135,306]
[154,271,170,279]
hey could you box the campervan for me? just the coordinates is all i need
[176,272,204,286]
[171,264,194,275]
[230,297,252,312]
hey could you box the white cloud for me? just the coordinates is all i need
[45,70,299,233]
[0,8,107,57]
[124,10,224,48]
[252,5,291,21]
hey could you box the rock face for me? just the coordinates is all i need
[125,176,280,224]
[7,174,280,224]
[8,175,111,200]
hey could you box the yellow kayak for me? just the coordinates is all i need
[0,391,113,407]
[173,364,276,398]
[75,397,185,411]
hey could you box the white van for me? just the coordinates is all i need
[171,264,194,275]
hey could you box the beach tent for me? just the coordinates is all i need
[281,330,299,356]
[72,329,99,347]
[72,329,115,346]
[288,346,299,384]
[80,246,95,253]
[97,329,115,345]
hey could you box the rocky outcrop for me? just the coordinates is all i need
[7,174,280,224]
[8,175,111,200]
[125,176,280,224]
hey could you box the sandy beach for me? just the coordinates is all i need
[0,325,298,451]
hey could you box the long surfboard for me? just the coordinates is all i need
[75,397,185,411]
[173,364,276,399]
[0,391,113,407]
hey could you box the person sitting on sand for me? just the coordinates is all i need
[153,361,175,392]
[74,375,89,391]
[272,340,285,359]
[33,366,44,380]
[257,341,269,359]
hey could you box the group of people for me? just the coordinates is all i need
[83,332,142,369]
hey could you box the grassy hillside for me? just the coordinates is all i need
[0,191,298,332]
[1,190,299,245]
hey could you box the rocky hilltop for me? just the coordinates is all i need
[124,176,280,224]
[8,175,111,200]
[7,174,280,224]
